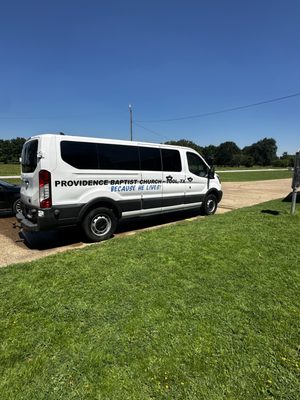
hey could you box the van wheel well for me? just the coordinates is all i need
[80,201,120,223]
[207,189,220,202]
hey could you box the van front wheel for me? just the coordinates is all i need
[82,207,117,242]
[202,194,218,215]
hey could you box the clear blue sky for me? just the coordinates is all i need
[0,0,299,155]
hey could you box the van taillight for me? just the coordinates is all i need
[39,170,52,208]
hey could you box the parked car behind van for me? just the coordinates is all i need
[17,134,222,241]
[0,180,22,214]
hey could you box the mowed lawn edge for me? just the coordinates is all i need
[218,169,292,182]
[0,199,299,399]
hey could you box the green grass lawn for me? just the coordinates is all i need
[216,166,288,171]
[0,200,299,399]
[0,163,21,184]
[218,169,292,182]
[0,163,20,176]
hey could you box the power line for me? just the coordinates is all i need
[133,121,171,141]
[136,92,300,123]
[0,113,99,120]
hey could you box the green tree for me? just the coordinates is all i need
[10,137,26,161]
[215,141,241,166]
[164,139,203,154]
[240,154,255,168]
[202,145,217,161]
[272,152,295,168]
[0,140,10,163]
[0,137,26,163]
[243,138,278,166]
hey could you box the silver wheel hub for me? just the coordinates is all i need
[207,199,216,212]
[91,215,111,236]
[15,201,22,213]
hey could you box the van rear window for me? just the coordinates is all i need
[61,141,98,169]
[61,141,140,170]
[139,147,161,171]
[162,149,182,172]
[98,144,139,170]
[60,140,181,172]
[21,140,38,173]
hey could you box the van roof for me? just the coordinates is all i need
[27,133,197,152]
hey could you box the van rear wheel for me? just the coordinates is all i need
[13,199,22,215]
[82,207,117,242]
[202,193,218,215]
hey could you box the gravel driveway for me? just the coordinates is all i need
[0,179,293,268]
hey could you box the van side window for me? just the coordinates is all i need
[21,139,38,173]
[162,149,182,172]
[187,152,208,177]
[98,144,139,170]
[61,141,98,169]
[139,147,162,171]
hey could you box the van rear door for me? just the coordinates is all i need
[21,138,40,207]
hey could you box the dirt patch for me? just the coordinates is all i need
[219,179,292,210]
[0,179,293,268]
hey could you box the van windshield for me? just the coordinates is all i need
[21,139,38,173]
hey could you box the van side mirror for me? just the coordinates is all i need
[208,166,215,179]
[207,156,214,166]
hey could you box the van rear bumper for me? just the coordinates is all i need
[16,212,40,231]
[16,205,82,231]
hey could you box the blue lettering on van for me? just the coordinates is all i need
[110,184,162,192]
[111,185,136,192]
[145,184,161,191]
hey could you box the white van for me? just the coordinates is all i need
[17,133,222,241]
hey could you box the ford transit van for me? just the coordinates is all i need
[17,134,222,241]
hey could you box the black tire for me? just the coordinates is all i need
[12,198,22,215]
[82,207,117,242]
[201,193,218,215]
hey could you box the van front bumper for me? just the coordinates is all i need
[218,190,223,202]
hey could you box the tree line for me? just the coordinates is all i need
[0,138,26,164]
[165,137,295,168]
[0,136,295,167]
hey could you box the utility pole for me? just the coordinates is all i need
[129,104,133,141]
[291,150,300,214]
